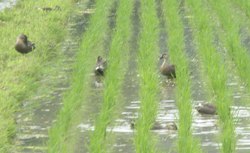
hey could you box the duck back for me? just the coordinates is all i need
[161,64,176,78]
[196,103,216,115]
[15,34,35,54]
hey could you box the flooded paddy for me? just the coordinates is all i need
[0,0,16,11]
[4,0,250,152]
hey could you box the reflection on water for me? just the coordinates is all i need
[0,0,16,11]
[77,97,250,153]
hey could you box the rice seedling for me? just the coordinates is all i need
[185,0,236,152]
[88,0,133,152]
[162,0,202,152]
[207,0,250,94]
[134,1,159,153]
[0,0,74,152]
[47,0,115,152]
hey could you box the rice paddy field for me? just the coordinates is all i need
[1,0,250,153]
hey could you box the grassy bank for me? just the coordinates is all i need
[162,0,201,152]
[185,0,236,152]
[47,0,115,152]
[0,0,74,152]
[89,0,133,152]
[134,1,159,153]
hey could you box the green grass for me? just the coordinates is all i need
[0,0,74,152]
[185,0,236,152]
[162,0,201,152]
[134,1,160,153]
[88,0,133,152]
[47,0,115,152]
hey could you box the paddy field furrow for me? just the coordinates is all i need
[110,0,141,152]
[47,0,115,152]
[162,0,203,152]
[205,0,250,151]
[185,0,236,152]
[207,0,250,94]
[88,0,133,152]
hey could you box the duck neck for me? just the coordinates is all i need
[162,58,167,66]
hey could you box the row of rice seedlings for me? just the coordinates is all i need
[47,0,115,152]
[134,1,159,153]
[0,0,73,152]
[88,0,133,152]
[206,0,250,104]
[215,0,250,98]
[185,0,236,152]
[162,0,202,152]
[207,0,250,93]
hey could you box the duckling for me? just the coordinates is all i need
[160,53,176,78]
[15,34,35,54]
[130,121,177,130]
[195,103,216,115]
[94,56,107,76]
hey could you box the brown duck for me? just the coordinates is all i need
[195,103,216,115]
[160,53,176,78]
[94,56,107,76]
[15,34,35,54]
[130,121,177,130]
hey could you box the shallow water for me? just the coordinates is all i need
[0,0,16,11]
[76,1,250,153]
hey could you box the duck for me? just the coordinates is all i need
[195,103,216,115]
[15,34,35,54]
[130,121,177,130]
[159,53,176,78]
[94,56,107,76]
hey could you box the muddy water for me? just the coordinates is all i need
[0,0,16,11]
[13,1,92,153]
